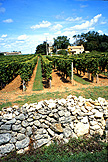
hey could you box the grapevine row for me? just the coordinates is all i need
[41,55,53,88]
[0,54,38,89]
[19,55,38,83]
[46,52,108,82]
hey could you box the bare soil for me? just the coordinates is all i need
[0,62,108,105]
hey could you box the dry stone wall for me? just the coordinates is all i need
[0,95,108,157]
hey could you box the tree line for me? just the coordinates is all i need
[35,31,108,54]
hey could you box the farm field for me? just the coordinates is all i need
[0,56,108,109]
[0,54,108,161]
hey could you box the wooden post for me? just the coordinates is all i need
[49,79,51,89]
[87,70,90,80]
[75,67,76,73]
[71,62,73,85]
[96,74,98,83]
[91,75,94,83]
[107,70,108,79]
[23,80,26,91]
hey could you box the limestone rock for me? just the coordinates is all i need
[34,120,41,127]
[81,116,88,124]
[16,137,30,150]
[48,102,56,109]
[22,121,28,127]
[3,113,12,120]
[16,114,25,120]
[17,133,26,141]
[26,126,32,136]
[0,144,15,155]
[53,123,63,133]
[63,127,72,138]
[74,122,89,136]
[58,110,65,117]
[36,139,50,148]
[0,133,11,145]
[0,124,11,130]
[12,124,22,131]
[6,118,16,124]
[47,128,55,136]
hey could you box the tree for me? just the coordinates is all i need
[57,49,68,56]
[53,36,70,49]
[73,31,108,52]
[35,41,49,55]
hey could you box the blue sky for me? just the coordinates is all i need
[0,0,108,54]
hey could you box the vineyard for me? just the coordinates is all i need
[0,54,38,90]
[0,52,108,90]
[46,51,108,83]
[0,52,108,109]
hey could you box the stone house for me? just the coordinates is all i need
[67,44,84,55]
[48,44,85,55]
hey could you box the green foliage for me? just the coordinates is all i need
[19,55,38,82]
[73,31,108,52]
[57,49,68,56]
[41,55,53,80]
[0,52,4,55]
[32,58,43,91]
[0,54,36,88]
[35,41,49,55]
[53,36,70,50]
[47,52,108,82]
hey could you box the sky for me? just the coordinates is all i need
[0,0,108,54]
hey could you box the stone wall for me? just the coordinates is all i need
[0,95,108,157]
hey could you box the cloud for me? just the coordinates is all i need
[98,30,103,35]
[54,31,62,35]
[66,17,82,22]
[1,34,7,38]
[100,21,107,24]
[65,14,102,31]
[31,21,51,29]
[0,7,5,13]
[17,34,28,41]
[44,33,49,36]
[55,12,65,20]
[3,19,13,23]
[80,4,88,8]
[51,24,63,31]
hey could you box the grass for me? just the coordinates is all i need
[78,86,108,100]
[0,102,12,110]
[73,74,90,85]
[13,90,78,107]
[1,135,107,162]
[101,72,107,77]
[0,86,108,110]
[32,58,43,91]
[14,86,108,106]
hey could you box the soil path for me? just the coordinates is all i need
[0,61,108,104]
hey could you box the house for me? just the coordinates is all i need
[67,44,84,55]
[2,51,22,55]
[48,46,54,54]
[48,44,85,55]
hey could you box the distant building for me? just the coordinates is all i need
[48,44,85,55]
[48,46,54,54]
[67,44,84,55]
[1,51,22,55]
